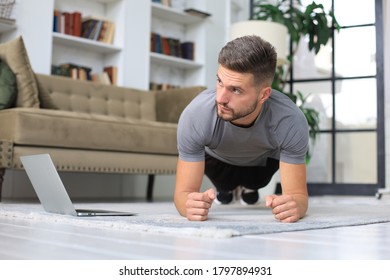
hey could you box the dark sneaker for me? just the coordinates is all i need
[240,187,259,205]
[215,191,234,204]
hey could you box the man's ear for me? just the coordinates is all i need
[259,87,272,104]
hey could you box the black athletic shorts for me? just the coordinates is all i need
[204,153,280,192]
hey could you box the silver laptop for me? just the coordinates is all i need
[20,154,135,217]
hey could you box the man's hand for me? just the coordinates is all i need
[265,194,305,223]
[269,162,308,222]
[185,188,216,221]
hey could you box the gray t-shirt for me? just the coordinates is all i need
[177,88,309,166]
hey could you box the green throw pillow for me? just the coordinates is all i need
[0,36,40,108]
[0,59,16,109]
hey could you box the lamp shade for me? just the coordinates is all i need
[230,20,288,66]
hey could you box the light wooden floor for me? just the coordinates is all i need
[1,196,390,260]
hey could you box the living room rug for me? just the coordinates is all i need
[1,196,390,238]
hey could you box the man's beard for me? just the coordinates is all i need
[215,99,259,122]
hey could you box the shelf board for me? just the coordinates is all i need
[52,32,122,54]
[150,52,202,69]
[151,3,205,24]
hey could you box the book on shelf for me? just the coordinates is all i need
[151,32,162,53]
[72,12,82,37]
[62,12,71,34]
[161,37,171,56]
[81,16,115,44]
[151,33,188,59]
[98,20,110,42]
[53,10,115,44]
[53,10,82,37]
[149,82,180,91]
[53,9,60,32]
[168,38,181,58]
[103,66,117,86]
[101,21,115,44]
[91,72,111,85]
[52,64,117,85]
[68,12,74,36]
[150,32,156,52]
[90,19,103,41]
[180,42,195,60]
[81,18,97,38]
[51,63,92,81]
[60,13,65,33]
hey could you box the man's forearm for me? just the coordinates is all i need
[174,191,189,217]
[174,159,205,217]
[279,162,308,219]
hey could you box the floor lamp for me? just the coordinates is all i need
[230,20,288,66]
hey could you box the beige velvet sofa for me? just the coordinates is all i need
[0,74,204,200]
[0,37,204,201]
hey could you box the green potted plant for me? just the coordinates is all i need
[252,0,341,162]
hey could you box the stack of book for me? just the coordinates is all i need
[151,32,195,60]
[51,63,92,81]
[52,64,117,85]
[53,10,115,44]
[149,82,180,90]
[81,16,115,44]
[53,10,82,37]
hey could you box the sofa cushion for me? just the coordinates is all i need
[0,36,40,108]
[0,59,17,109]
[155,86,205,123]
[0,108,178,155]
[35,74,156,121]
[35,73,57,109]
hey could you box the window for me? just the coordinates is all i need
[252,0,385,194]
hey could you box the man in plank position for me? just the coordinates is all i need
[174,35,309,223]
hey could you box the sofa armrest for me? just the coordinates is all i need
[155,86,206,123]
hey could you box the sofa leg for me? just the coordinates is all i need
[146,174,155,202]
[0,168,5,202]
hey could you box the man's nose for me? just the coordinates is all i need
[216,87,229,104]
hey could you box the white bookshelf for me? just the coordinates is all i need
[148,1,208,88]
[1,0,249,90]
[50,0,125,85]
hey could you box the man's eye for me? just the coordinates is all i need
[232,88,241,95]
[216,78,222,85]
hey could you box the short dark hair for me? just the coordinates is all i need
[218,35,277,87]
